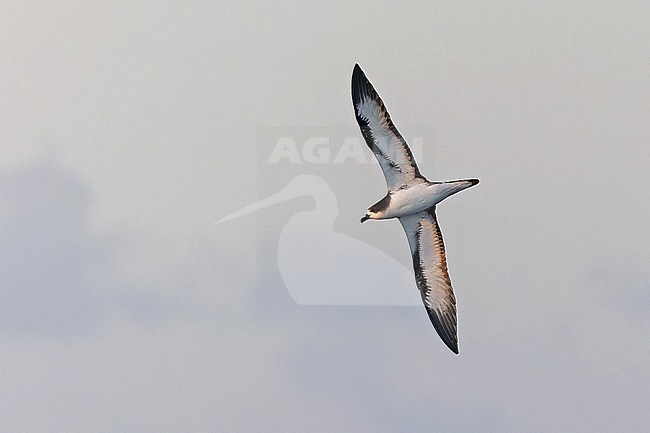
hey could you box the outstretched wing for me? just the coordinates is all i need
[352,64,427,191]
[399,208,459,354]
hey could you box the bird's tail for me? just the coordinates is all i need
[432,179,479,203]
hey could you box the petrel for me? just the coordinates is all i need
[352,64,479,354]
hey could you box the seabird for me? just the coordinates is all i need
[352,64,479,354]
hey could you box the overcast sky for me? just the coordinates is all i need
[1,1,649,432]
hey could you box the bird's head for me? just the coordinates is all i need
[361,210,384,223]
[360,194,391,223]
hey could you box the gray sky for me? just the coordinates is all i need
[1,1,649,432]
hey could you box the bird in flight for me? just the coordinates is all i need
[352,64,479,354]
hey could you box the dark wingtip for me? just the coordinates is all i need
[351,63,372,106]
[426,308,459,354]
[444,334,459,354]
[470,179,479,186]
[352,63,364,81]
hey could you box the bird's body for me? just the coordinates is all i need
[352,64,479,354]
[365,180,478,221]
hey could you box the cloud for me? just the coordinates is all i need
[0,153,648,432]
[0,161,255,335]
[0,162,110,335]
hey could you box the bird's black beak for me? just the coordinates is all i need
[360,214,370,223]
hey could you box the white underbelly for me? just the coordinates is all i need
[384,184,441,218]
